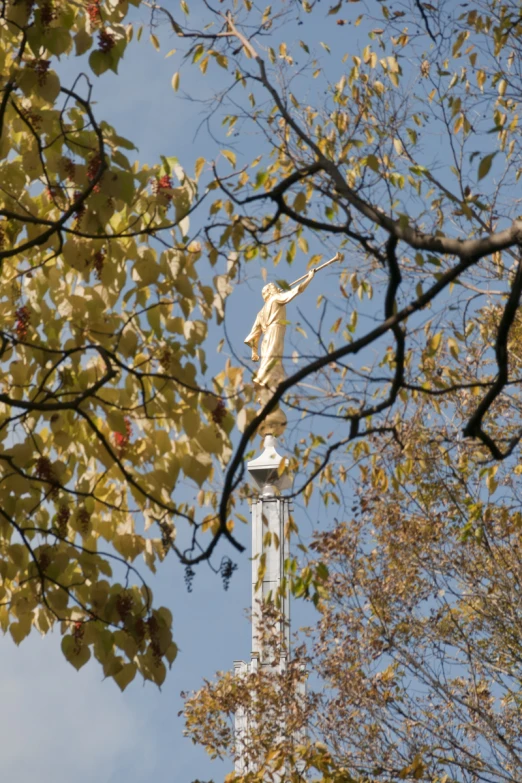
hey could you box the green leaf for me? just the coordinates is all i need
[114,662,137,691]
[9,615,32,646]
[74,29,93,57]
[293,191,307,212]
[366,154,380,172]
[38,71,61,103]
[89,50,110,77]
[477,153,496,181]
[61,635,91,670]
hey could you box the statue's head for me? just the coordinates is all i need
[262,282,281,301]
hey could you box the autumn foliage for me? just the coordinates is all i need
[0,0,241,688]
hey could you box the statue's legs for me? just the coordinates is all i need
[255,384,287,437]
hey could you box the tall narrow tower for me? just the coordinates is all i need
[233,434,293,776]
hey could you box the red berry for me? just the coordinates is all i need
[152,174,173,203]
[113,417,132,454]
[87,154,102,181]
[86,0,101,25]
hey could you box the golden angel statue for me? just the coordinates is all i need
[244,254,340,436]
[244,270,316,398]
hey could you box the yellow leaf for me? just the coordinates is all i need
[429,332,442,353]
[222,149,237,168]
[195,157,205,179]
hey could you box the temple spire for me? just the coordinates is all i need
[233,434,294,776]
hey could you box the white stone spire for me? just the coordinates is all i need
[233,435,294,776]
[247,435,292,662]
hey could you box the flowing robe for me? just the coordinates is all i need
[244,286,305,391]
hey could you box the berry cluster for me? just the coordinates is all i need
[38,550,50,572]
[92,249,105,280]
[153,174,173,202]
[147,615,162,666]
[45,184,60,201]
[98,29,115,52]
[220,557,237,591]
[159,347,172,370]
[73,190,86,225]
[113,417,132,454]
[78,508,91,535]
[211,398,227,426]
[40,2,56,27]
[62,157,76,181]
[86,0,101,25]
[56,505,70,537]
[35,456,59,498]
[14,305,31,340]
[73,621,84,653]
[87,154,102,193]
[30,58,51,85]
[87,154,101,181]
[134,616,146,643]
[184,565,195,593]
[116,592,133,621]
[159,520,173,554]
[23,109,42,129]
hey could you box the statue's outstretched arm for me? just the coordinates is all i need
[273,269,316,305]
